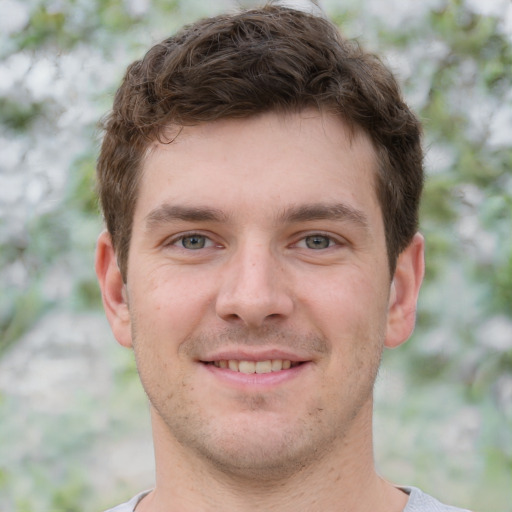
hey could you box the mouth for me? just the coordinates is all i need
[202,359,304,374]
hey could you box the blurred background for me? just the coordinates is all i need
[0,0,511,510]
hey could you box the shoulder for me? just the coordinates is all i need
[103,490,151,512]
[401,486,472,512]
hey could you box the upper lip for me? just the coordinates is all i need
[199,348,310,363]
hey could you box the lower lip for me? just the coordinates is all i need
[201,362,311,390]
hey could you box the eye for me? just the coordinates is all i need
[176,234,212,250]
[304,235,333,249]
[296,234,337,250]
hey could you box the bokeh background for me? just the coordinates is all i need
[0,0,511,510]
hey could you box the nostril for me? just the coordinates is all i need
[223,313,241,321]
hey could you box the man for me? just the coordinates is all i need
[95,4,471,511]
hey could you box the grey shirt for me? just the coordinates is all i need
[104,486,472,511]
[399,487,472,511]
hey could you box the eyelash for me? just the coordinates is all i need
[165,232,341,251]
[293,233,341,250]
[167,233,217,250]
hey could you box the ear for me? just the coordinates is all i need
[95,230,133,348]
[385,232,425,349]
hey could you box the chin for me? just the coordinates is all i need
[172,409,339,481]
[200,435,321,481]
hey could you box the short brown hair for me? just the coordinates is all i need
[97,4,423,280]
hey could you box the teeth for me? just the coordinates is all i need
[212,359,294,374]
[238,361,256,374]
[255,360,272,374]
[271,359,283,371]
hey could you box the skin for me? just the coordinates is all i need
[96,110,424,511]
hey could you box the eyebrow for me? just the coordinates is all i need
[144,204,229,230]
[278,203,370,229]
[144,202,369,231]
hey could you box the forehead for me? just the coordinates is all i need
[136,111,380,225]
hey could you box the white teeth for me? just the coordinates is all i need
[212,359,294,373]
[271,359,283,371]
[238,361,256,374]
[255,360,272,374]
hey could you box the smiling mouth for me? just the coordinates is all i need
[203,359,304,374]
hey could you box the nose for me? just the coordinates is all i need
[215,242,294,328]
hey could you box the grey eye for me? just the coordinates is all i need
[181,235,207,249]
[305,235,331,249]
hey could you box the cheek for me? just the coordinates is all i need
[129,266,216,347]
[304,269,389,329]
[302,270,389,380]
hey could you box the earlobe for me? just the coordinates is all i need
[385,232,425,349]
[95,230,133,348]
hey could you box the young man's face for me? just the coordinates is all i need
[97,110,423,478]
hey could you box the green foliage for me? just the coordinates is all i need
[9,0,147,53]
[0,287,46,354]
[51,476,89,512]
[66,154,99,216]
[17,5,68,50]
[0,98,45,132]
[73,278,102,309]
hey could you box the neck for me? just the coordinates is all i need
[137,402,408,512]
